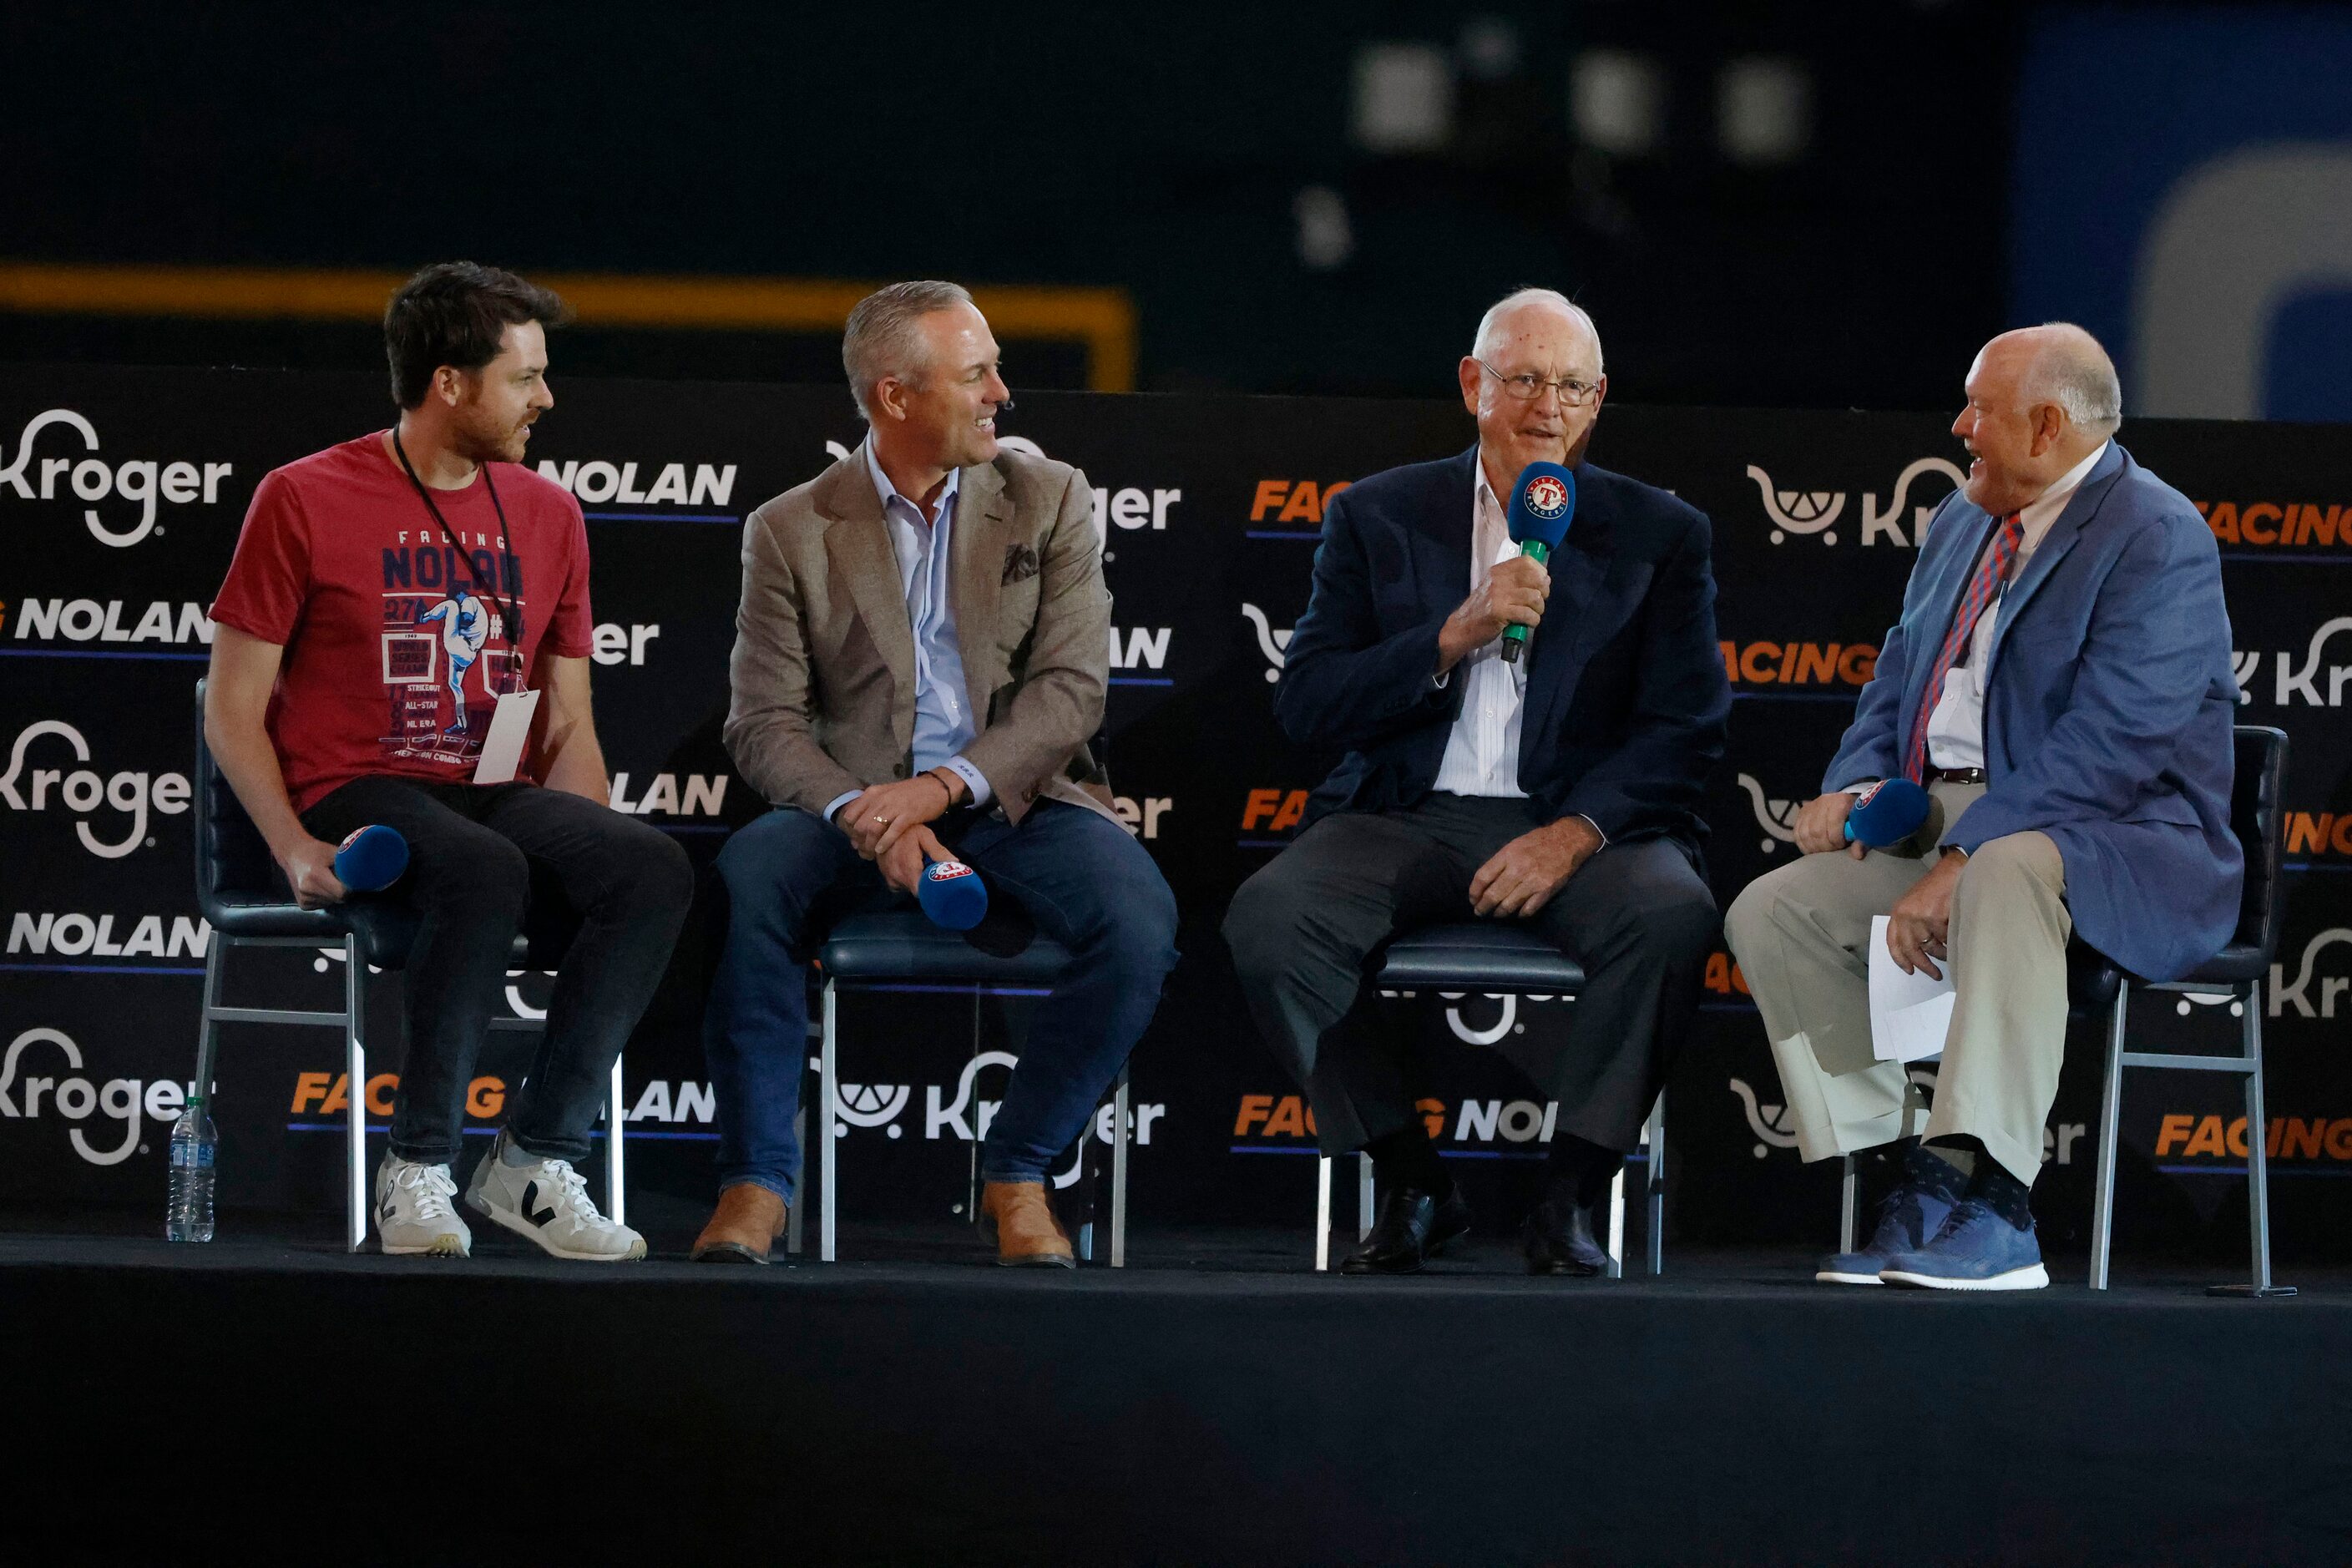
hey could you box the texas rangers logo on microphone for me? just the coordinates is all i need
[1521,472,1571,521]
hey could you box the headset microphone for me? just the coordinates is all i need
[1500,462,1576,665]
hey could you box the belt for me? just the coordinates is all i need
[1925,766,1987,786]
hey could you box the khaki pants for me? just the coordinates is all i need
[1722,782,2071,1186]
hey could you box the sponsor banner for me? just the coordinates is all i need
[3,364,2346,1258]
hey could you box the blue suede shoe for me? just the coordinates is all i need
[1815,1178,1960,1286]
[1879,1198,2049,1291]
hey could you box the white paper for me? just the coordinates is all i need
[1869,915,1955,1063]
[471,687,542,785]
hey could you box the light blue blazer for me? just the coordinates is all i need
[1823,442,2242,981]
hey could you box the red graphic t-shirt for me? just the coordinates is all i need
[210,432,594,812]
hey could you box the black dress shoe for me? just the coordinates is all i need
[1340,1182,1474,1274]
[1523,1196,1611,1277]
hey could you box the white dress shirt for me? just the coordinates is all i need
[1432,467,1531,798]
[1924,440,2109,771]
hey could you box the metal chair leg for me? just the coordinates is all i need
[1839,1154,1858,1257]
[2090,980,2129,1291]
[604,1053,625,1227]
[1357,1151,1374,1240]
[2244,978,2274,1291]
[1314,1156,1332,1272]
[1606,1163,1625,1278]
[820,977,838,1263]
[193,938,226,1105]
[786,1107,806,1256]
[1110,1061,1130,1268]
[344,935,367,1255]
[1646,1090,1666,1277]
[2211,977,2296,1297]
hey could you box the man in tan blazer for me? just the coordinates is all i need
[692,281,1179,1267]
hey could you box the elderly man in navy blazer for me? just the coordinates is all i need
[1225,289,1731,1276]
[1726,324,2241,1292]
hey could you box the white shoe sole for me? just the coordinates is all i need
[1879,1262,2049,1291]
[466,1192,647,1262]
[1813,1269,1884,1286]
[380,1232,469,1257]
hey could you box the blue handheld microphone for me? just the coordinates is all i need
[1844,778,1932,848]
[1500,462,1576,665]
[918,857,989,931]
[333,825,409,892]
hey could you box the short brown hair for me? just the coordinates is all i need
[384,261,569,408]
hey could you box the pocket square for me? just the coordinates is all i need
[1003,542,1041,584]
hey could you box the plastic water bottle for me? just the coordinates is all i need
[166,1096,217,1242]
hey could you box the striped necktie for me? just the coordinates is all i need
[1904,511,2023,784]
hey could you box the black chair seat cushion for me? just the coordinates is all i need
[2070,939,2265,1013]
[1375,923,1585,994]
[205,897,567,971]
[820,911,1073,986]
[202,896,349,942]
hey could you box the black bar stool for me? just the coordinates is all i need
[1839,725,2292,1296]
[1313,923,1665,1277]
[190,680,609,1252]
[810,911,1130,1264]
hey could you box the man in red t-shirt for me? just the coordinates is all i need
[205,262,690,1262]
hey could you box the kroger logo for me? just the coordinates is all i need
[2273,928,2352,1020]
[2233,616,2352,708]
[1736,773,1801,855]
[0,719,190,858]
[1241,604,1292,683]
[1745,456,1964,548]
[1373,988,1570,1047]
[827,1054,1165,1191]
[0,1026,190,1166]
[0,409,235,547]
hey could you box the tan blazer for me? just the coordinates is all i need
[725,446,1118,827]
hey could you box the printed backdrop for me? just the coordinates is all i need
[3,367,2345,1260]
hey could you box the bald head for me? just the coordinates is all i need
[1987,323,2122,440]
[1953,322,2119,512]
[1471,288,1603,371]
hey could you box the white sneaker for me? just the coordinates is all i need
[464,1132,647,1262]
[374,1155,472,1257]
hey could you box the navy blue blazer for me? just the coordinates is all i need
[1824,442,2241,981]
[1275,446,1732,850]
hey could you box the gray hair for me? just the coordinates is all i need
[1471,287,1603,372]
[2024,321,2122,438]
[842,280,974,420]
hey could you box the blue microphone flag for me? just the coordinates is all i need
[1506,462,1576,549]
[1844,778,1933,848]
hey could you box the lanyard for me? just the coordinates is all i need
[392,428,525,654]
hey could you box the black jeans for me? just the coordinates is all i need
[302,776,693,1165]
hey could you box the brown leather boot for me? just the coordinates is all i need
[979,1181,1076,1268]
[690,1182,788,1265]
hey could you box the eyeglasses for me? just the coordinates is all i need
[1475,359,1603,407]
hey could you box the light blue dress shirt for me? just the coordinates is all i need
[824,439,993,825]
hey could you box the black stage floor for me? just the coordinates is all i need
[5,1222,2349,1566]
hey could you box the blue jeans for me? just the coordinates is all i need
[704,799,1179,1201]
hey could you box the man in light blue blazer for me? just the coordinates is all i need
[1725,324,2240,1291]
